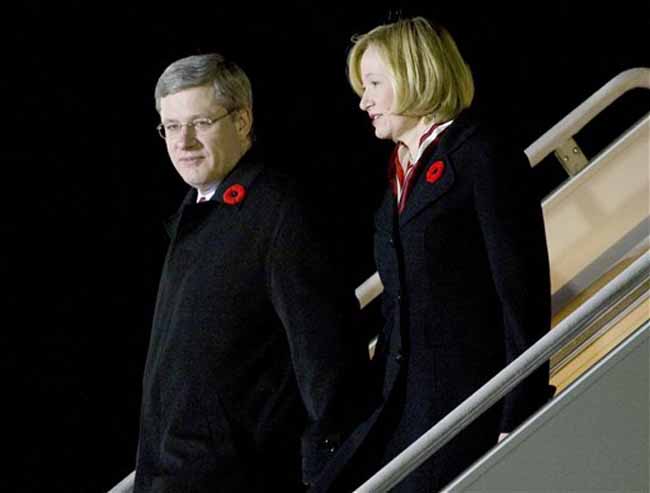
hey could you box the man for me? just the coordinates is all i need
[133,53,376,492]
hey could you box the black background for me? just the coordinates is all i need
[3,2,649,491]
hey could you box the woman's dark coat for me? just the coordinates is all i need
[315,110,555,492]
[134,152,376,493]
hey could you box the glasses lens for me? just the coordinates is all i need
[157,124,166,139]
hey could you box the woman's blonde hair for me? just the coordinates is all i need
[347,17,474,122]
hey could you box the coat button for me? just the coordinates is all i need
[323,437,339,453]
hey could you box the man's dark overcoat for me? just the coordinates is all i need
[134,150,376,492]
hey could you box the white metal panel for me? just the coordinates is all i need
[444,323,649,492]
[543,115,650,313]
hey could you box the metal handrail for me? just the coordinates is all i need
[107,471,134,493]
[355,271,383,309]
[354,251,650,492]
[525,67,650,166]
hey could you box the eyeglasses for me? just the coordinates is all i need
[156,110,234,140]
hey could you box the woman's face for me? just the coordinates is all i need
[358,45,419,144]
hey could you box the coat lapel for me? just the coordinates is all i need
[213,151,265,206]
[398,111,479,229]
[163,148,265,239]
[398,152,455,228]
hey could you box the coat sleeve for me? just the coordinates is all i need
[472,141,556,432]
[266,192,379,485]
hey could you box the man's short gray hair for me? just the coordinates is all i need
[154,53,253,114]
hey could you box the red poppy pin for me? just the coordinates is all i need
[223,184,246,205]
[426,160,445,184]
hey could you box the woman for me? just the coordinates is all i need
[337,16,555,492]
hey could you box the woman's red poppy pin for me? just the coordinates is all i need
[223,184,246,205]
[426,161,445,184]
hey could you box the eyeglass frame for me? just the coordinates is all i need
[156,109,235,140]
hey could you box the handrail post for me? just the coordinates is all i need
[525,67,650,167]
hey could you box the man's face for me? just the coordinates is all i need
[159,85,250,192]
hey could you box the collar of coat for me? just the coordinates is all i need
[425,108,480,159]
[379,108,482,230]
[164,146,265,237]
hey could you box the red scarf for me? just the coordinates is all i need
[388,122,448,213]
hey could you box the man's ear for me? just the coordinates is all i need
[234,107,253,139]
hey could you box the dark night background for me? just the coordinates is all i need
[3,1,648,491]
